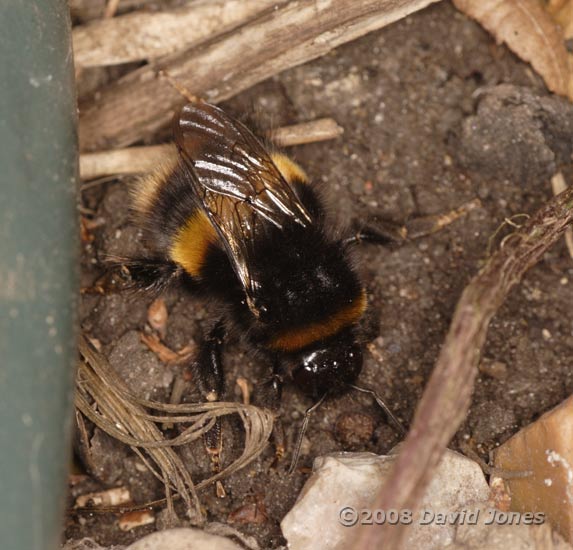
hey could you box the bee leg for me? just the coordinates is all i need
[194,321,226,478]
[268,374,286,463]
[346,199,481,246]
[195,321,225,404]
[343,219,406,247]
[255,372,286,464]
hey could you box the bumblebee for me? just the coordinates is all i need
[122,101,405,470]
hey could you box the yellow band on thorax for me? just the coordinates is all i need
[169,210,218,277]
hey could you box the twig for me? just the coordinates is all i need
[551,172,573,260]
[73,1,287,68]
[103,0,121,19]
[353,185,573,550]
[80,144,176,181]
[268,118,343,147]
[79,118,343,180]
[78,0,442,151]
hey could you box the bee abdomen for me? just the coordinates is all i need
[267,289,367,352]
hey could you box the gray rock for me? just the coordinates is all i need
[456,85,573,185]
[62,538,124,550]
[108,330,174,401]
[281,449,491,550]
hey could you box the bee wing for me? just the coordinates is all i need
[174,101,312,313]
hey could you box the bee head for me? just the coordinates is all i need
[288,332,363,398]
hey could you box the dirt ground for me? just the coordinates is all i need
[69,2,573,548]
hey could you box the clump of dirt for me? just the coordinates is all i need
[70,2,573,548]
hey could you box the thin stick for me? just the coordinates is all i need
[79,118,343,180]
[353,185,573,550]
[268,118,343,147]
[80,144,176,181]
[103,0,120,19]
[551,172,573,260]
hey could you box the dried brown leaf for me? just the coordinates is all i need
[80,217,95,243]
[147,298,168,338]
[228,495,268,525]
[454,0,573,100]
[546,0,573,39]
[140,332,193,365]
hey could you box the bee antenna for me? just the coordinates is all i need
[158,70,202,104]
[349,383,406,437]
[288,393,327,476]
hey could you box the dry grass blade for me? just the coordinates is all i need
[75,335,274,516]
[353,185,573,549]
[453,0,572,100]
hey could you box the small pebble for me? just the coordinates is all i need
[478,359,508,380]
[335,412,375,447]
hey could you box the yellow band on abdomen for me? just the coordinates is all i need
[267,290,367,352]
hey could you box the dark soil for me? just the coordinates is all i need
[68,2,573,548]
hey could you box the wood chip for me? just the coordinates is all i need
[118,509,155,531]
[75,486,131,508]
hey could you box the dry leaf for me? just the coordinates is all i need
[546,0,573,38]
[147,298,168,338]
[454,0,573,100]
[228,495,268,525]
[140,332,194,365]
[80,217,95,243]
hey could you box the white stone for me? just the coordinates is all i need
[281,449,491,550]
[126,528,243,550]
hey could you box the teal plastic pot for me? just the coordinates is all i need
[0,2,78,549]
